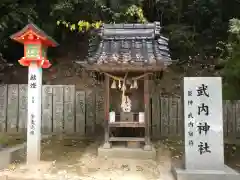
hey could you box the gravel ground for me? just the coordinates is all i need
[0,138,239,180]
[0,138,174,180]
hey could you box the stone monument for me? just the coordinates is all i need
[172,77,240,180]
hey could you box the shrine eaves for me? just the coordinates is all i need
[76,22,172,72]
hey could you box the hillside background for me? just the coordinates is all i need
[1,0,240,99]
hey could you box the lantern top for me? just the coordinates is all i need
[10,23,59,47]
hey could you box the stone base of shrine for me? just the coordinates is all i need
[98,145,156,160]
[171,164,240,180]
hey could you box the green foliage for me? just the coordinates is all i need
[0,0,37,49]
[109,104,114,112]
[0,0,240,98]
[124,5,147,23]
[56,4,147,32]
[217,18,240,99]
[0,0,238,59]
[229,18,240,35]
[57,20,102,32]
[165,24,199,59]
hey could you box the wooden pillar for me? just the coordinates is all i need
[103,74,111,148]
[144,74,151,150]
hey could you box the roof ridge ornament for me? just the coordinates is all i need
[100,22,162,40]
[154,21,161,37]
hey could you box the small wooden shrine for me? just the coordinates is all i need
[77,22,171,150]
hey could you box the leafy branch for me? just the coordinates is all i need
[56,5,147,32]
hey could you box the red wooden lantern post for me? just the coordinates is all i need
[10,23,58,164]
[10,23,58,68]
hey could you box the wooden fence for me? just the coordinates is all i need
[151,96,240,141]
[0,84,105,136]
[0,84,240,140]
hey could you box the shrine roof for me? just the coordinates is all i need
[10,23,59,47]
[77,22,172,72]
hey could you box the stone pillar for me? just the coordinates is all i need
[27,62,42,163]
[172,77,240,180]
